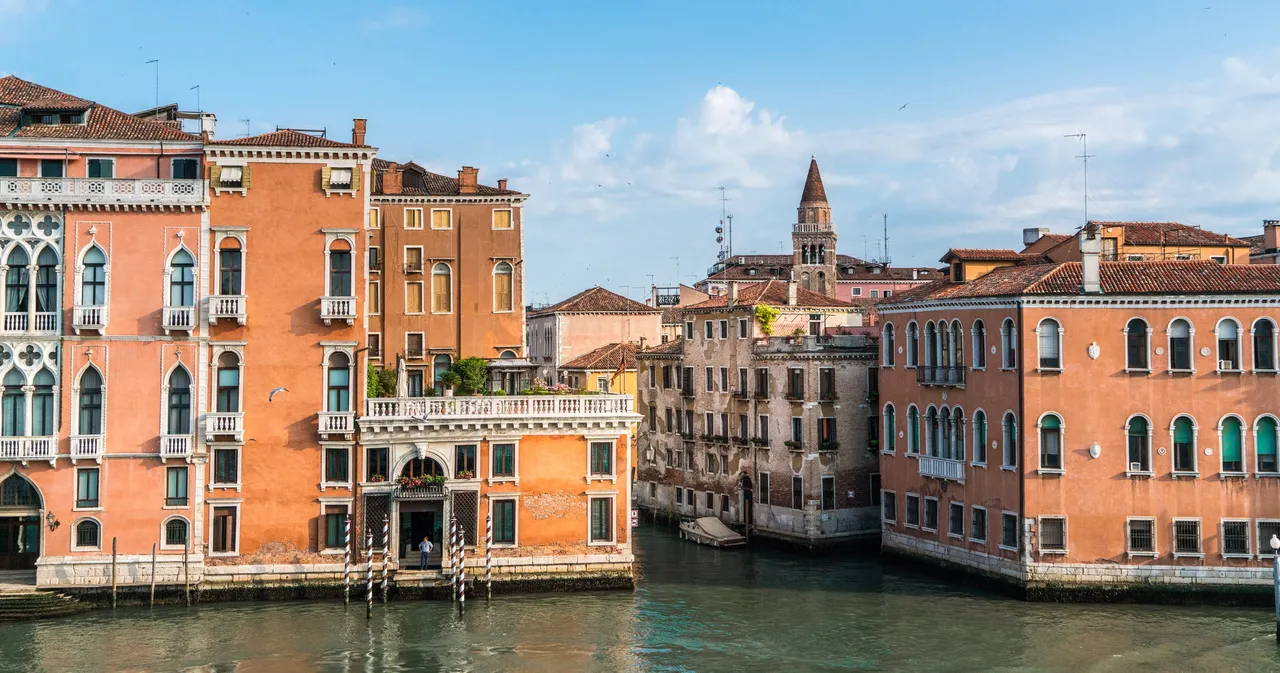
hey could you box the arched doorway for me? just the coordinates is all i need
[400,457,445,479]
[0,474,41,570]
[397,456,446,568]
[738,473,754,536]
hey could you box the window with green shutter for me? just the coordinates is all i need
[1222,416,1244,473]
[589,497,613,542]
[493,499,516,544]
[493,443,515,478]
[1172,416,1195,473]
[1257,417,1278,473]
[0,159,16,177]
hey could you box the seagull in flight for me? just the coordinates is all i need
[269,387,289,402]
[898,103,909,111]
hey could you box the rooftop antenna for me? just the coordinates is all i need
[189,84,200,113]
[145,59,159,109]
[726,213,734,259]
[715,187,731,260]
[240,118,250,137]
[1064,132,1094,225]
[882,212,891,266]
[670,257,679,286]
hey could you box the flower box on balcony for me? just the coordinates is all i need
[785,392,805,402]
[784,440,802,450]
[750,437,769,446]
[819,440,840,452]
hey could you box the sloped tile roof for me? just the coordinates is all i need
[659,306,684,325]
[704,254,934,283]
[207,128,366,148]
[941,248,1025,262]
[1089,221,1253,247]
[370,158,521,196]
[800,158,827,203]
[638,338,685,357]
[561,342,639,371]
[1019,233,1071,255]
[0,76,199,142]
[531,286,659,316]
[1239,234,1266,254]
[685,279,851,310]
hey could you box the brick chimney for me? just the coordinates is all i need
[497,178,508,191]
[728,282,738,306]
[352,118,367,146]
[1265,219,1280,251]
[787,281,798,306]
[1079,222,1102,294]
[382,162,402,196]
[458,166,479,194]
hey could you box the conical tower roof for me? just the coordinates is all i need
[800,157,828,204]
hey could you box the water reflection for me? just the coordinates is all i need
[2,526,1279,672]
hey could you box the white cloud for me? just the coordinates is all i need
[360,5,426,32]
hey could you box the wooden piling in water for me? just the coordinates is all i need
[381,515,389,604]
[110,537,118,610]
[183,544,190,606]
[149,543,157,608]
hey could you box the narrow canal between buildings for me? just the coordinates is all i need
[3,525,1279,672]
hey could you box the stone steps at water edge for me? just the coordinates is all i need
[0,591,92,621]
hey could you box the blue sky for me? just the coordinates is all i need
[5,0,1280,303]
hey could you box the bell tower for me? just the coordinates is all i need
[791,157,838,297]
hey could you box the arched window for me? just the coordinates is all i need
[972,320,986,369]
[164,518,189,548]
[973,409,988,464]
[1256,416,1278,474]
[167,367,192,435]
[907,405,920,455]
[800,271,811,292]
[925,406,939,457]
[1002,412,1018,467]
[1221,416,1245,474]
[924,322,937,369]
[940,408,953,459]
[1168,319,1192,371]
[1254,319,1277,371]
[1039,414,1062,470]
[219,240,243,296]
[801,246,809,264]
[952,407,966,462]
[32,368,54,437]
[1,370,23,437]
[81,246,107,306]
[5,247,29,315]
[34,248,57,314]
[1037,318,1061,370]
[74,519,100,550]
[216,352,240,413]
[1127,416,1151,473]
[493,262,514,312]
[0,474,40,507]
[328,241,352,297]
[1217,319,1241,371]
[499,350,517,359]
[327,352,351,412]
[1172,416,1196,474]
[818,244,825,264]
[168,249,195,307]
[401,457,445,479]
[432,263,452,313]
[817,271,826,295]
[883,404,896,453]
[1125,318,1149,370]
[433,354,452,389]
[78,367,103,435]
[882,323,895,366]
[939,322,951,369]
[906,322,919,367]
[951,321,963,369]
[1001,319,1016,369]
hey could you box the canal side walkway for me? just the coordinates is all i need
[0,571,90,621]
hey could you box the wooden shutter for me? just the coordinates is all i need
[321,165,332,190]
[241,164,252,189]
[351,166,362,193]
[209,165,222,188]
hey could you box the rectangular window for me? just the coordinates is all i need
[648,405,657,430]
[685,487,694,505]
[1222,520,1250,556]
[684,321,694,339]
[492,499,516,544]
[820,476,835,511]
[720,453,729,476]
[869,290,879,299]
[76,468,99,508]
[719,320,728,339]
[882,491,897,523]
[758,415,769,443]
[787,369,804,398]
[970,507,987,542]
[738,318,748,338]
[818,417,836,446]
[738,414,749,441]
[328,167,353,189]
[367,282,381,315]
[1001,513,1018,549]
[493,209,514,230]
[596,376,609,392]
[406,281,424,314]
[1039,516,1066,552]
[1261,521,1280,558]
[87,158,114,179]
[366,447,389,482]
[40,159,64,178]
[431,209,452,230]
[404,246,424,273]
[759,472,770,506]
[705,412,714,436]
[455,445,477,478]
[705,491,714,510]
[791,417,803,444]
[324,505,348,549]
[662,366,672,389]
[213,448,238,485]
[704,321,714,339]
[665,408,673,433]
[808,314,822,336]
[737,368,748,396]
[923,498,939,531]
[1127,518,1155,554]
[165,466,188,506]
[324,447,349,484]
[1174,519,1202,555]
[368,207,380,230]
[719,367,728,393]
[212,506,237,554]
[949,502,964,537]
[589,442,613,476]
[407,370,424,397]
[648,365,656,389]
[819,368,835,399]
[791,475,803,510]
[368,333,382,360]
[720,413,728,438]
[368,247,381,272]
[721,494,729,513]
[589,497,613,543]
[905,494,920,527]
[0,159,15,177]
[404,208,423,229]
[755,368,769,397]
[705,367,713,392]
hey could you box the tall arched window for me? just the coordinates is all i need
[1039,414,1062,470]
[972,320,986,369]
[1256,416,1278,474]
[800,271,811,292]
[216,352,240,413]
[1221,416,1245,474]
[432,263,452,313]
[327,352,351,412]
[1168,319,1192,371]
[940,408,953,459]
[1,370,23,437]
[34,248,57,314]
[1125,318,1149,370]
[906,322,919,367]
[1037,318,1061,369]
[0,473,40,507]
[79,367,103,435]
[1002,412,1017,467]
[924,322,937,369]
[1001,319,1016,369]
[882,323,895,366]
[5,248,29,316]
[907,405,920,454]
[219,241,243,295]
[1254,319,1277,371]
[1127,416,1151,473]
[883,404,896,453]
[1172,415,1196,474]
[81,246,107,306]
[328,242,352,297]
[939,323,951,369]
[953,408,966,462]
[1217,319,1241,371]
[950,321,963,369]
[167,367,192,435]
[433,354,452,389]
[817,271,826,295]
[32,368,54,436]
[925,406,939,457]
[169,249,195,307]
[973,409,987,464]
[493,262,514,312]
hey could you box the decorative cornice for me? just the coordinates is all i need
[371,195,528,206]
[880,293,1280,314]
[206,147,375,162]
[0,202,206,213]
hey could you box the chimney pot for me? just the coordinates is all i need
[382,161,403,196]
[498,178,508,191]
[787,281,798,306]
[728,282,739,306]
[458,166,479,194]
[352,118,367,146]
[1079,228,1102,294]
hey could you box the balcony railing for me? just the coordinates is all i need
[160,435,192,460]
[162,306,195,333]
[403,262,424,275]
[320,296,356,326]
[919,456,965,482]
[754,389,770,399]
[394,484,446,500]
[1,312,57,334]
[0,177,206,206]
[365,394,634,421]
[208,295,247,326]
[319,411,355,438]
[70,435,104,463]
[916,366,966,387]
[406,344,425,359]
[204,412,244,442]
[680,387,696,399]
[0,437,55,463]
[793,223,832,234]
[72,306,108,333]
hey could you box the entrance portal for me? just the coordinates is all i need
[0,475,41,570]
[399,502,444,568]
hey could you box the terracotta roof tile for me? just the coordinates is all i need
[685,279,851,310]
[703,254,934,283]
[370,158,521,196]
[531,286,659,316]
[1239,234,1266,255]
[0,76,199,142]
[941,248,1025,262]
[638,338,685,357]
[659,306,684,325]
[1089,221,1253,247]
[1019,233,1071,255]
[207,129,365,148]
[800,158,827,204]
[561,342,639,371]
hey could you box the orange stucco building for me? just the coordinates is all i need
[877,226,1280,596]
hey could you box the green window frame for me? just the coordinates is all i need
[87,158,114,179]
[589,497,613,542]
[324,505,347,549]
[908,406,920,454]
[76,468,99,508]
[454,445,477,478]
[589,441,613,476]
[1172,417,1195,472]
[1256,417,1277,473]
[492,443,515,478]
[493,499,516,544]
[165,466,188,506]
[1222,416,1244,473]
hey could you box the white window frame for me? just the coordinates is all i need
[904,492,920,529]
[430,208,453,230]
[71,362,108,441]
[971,408,987,467]
[210,343,246,418]
[1215,317,1243,373]
[162,464,190,510]
[320,442,354,490]
[921,496,939,532]
[1124,316,1153,373]
[1172,517,1204,558]
[1258,519,1280,561]
[1035,412,1065,476]
[404,207,424,230]
[321,231,358,299]
[586,492,617,546]
[403,245,425,274]
[999,511,1019,552]
[882,322,895,367]
[684,321,694,339]
[492,208,514,230]
[368,206,380,230]
[1252,318,1279,372]
[1035,317,1063,372]
[1169,415,1199,477]
[70,516,103,552]
[488,439,520,485]
[73,242,111,318]
[704,320,714,339]
[208,500,243,557]
[738,318,748,338]
[430,262,453,314]
[163,244,199,310]
[881,489,896,524]
[1221,518,1253,559]
[1220,413,1250,477]
[1125,413,1155,477]
[970,320,987,370]
[159,515,192,552]
[1037,515,1068,555]
[405,331,426,360]
[209,445,242,491]
[718,319,728,339]
[317,498,353,555]
[488,494,519,548]
[492,261,515,314]
[1166,317,1196,373]
[72,466,102,512]
[969,505,987,544]
[367,280,381,316]
[1000,319,1017,370]
[704,366,714,393]
[586,436,618,483]
[1256,414,1280,476]
[948,501,965,539]
[1001,411,1018,471]
[405,280,425,315]
[882,403,896,455]
[905,321,918,368]
[1125,516,1157,558]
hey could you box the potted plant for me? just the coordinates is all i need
[456,470,475,480]
[438,370,461,397]
[784,440,802,449]
[820,440,840,451]
[369,474,386,483]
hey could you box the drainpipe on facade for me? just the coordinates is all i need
[1017,300,1029,579]
[456,209,463,361]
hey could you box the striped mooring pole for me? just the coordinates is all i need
[365,530,373,619]
[485,513,493,602]
[381,515,390,604]
[342,514,351,608]
[449,516,458,602]
[458,530,467,614]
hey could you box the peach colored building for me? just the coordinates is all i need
[1022,220,1254,264]
[1242,220,1280,265]
[877,227,1280,597]
[527,287,662,385]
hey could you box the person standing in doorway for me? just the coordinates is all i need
[418,536,433,571]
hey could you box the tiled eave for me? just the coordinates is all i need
[372,194,528,206]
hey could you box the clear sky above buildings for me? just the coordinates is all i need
[5,0,1280,302]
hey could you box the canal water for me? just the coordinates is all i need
[2,526,1279,672]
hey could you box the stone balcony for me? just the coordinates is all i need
[919,456,965,482]
[72,306,108,334]
[204,412,244,443]
[0,177,205,207]
[361,394,639,436]
[0,437,55,465]
[162,306,195,334]
[208,295,246,326]
[70,435,104,464]
[1,311,58,335]
[320,296,356,326]
[318,411,355,440]
[160,434,192,461]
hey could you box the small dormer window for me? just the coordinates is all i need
[952,263,965,283]
[30,113,56,124]
[60,113,83,124]
[746,268,756,276]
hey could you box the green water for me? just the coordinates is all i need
[2,526,1278,672]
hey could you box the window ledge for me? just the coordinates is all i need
[881,450,895,456]
[320,549,346,556]
[1166,369,1196,375]
[586,540,617,547]
[1170,472,1199,479]
[1126,551,1157,558]
[323,188,356,198]
[1125,471,1154,478]
[321,482,353,491]
[70,547,103,553]
[208,551,240,558]
[1039,549,1068,556]
[921,527,938,534]
[968,537,987,545]
[1219,472,1248,480]
[487,478,519,486]
[999,367,1017,372]
[1000,465,1018,472]
[1124,368,1151,374]
[881,365,894,370]
[971,367,986,372]
[1221,553,1253,560]
[586,475,618,484]
[1216,369,1243,375]
[971,462,987,468]
[209,483,242,492]
[489,543,518,549]
[882,519,896,526]
[72,506,103,513]
[161,504,189,510]
[998,544,1018,553]
[904,523,919,530]
[1036,468,1065,476]
[904,365,917,370]
[947,532,964,540]
[1173,552,1205,559]
[1256,473,1280,479]
[1253,369,1278,375]
[1036,367,1063,374]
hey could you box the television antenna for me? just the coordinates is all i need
[190,84,200,113]
[145,59,159,109]
[1064,132,1094,225]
